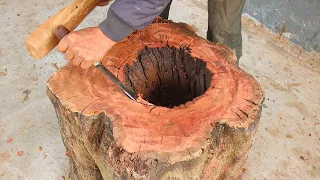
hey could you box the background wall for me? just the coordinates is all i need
[244,0,320,52]
[197,0,320,52]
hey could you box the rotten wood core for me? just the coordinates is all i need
[125,46,212,108]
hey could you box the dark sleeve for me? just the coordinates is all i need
[99,0,172,42]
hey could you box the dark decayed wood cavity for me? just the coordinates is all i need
[125,46,212,108]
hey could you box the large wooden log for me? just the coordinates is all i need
[47,19,264,180]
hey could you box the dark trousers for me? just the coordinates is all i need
[160,0,246,61]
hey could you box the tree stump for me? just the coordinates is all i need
[47,19,264,180]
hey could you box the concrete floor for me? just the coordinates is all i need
[0,0,319,179]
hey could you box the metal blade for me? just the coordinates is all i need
[93,62,137,101]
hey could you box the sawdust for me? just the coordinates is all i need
[51,63,59,69]
[6,137,13,143]
[285,101,309,118]
[0,69,7,76]
[278,20,286,40]
[65,150,72,157]
[285,134,293,138]
[0,72,7,76]
[287,83,302,88]
[23,89,31,102]
[17,151,24,156]
[0,152,11,161]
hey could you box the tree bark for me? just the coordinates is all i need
[47,19,264,180]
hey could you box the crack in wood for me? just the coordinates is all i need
[233,110,244,122]
[244,98,260,107]
[149,106,157,113]
[238,108,249,118]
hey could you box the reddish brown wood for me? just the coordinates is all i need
[47,19,264,180]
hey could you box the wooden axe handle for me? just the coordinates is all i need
[25,0,99,59]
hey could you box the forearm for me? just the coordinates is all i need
[99,0,172,42]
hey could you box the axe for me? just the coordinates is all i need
[25,0,137,101]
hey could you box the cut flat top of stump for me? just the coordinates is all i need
[47,22,264,163]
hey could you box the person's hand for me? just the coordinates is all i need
[57,27,116,69]
[98,0,111,6]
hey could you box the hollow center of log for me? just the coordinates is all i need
[125,46,212,108]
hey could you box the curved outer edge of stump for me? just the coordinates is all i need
[47,21,264,179]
